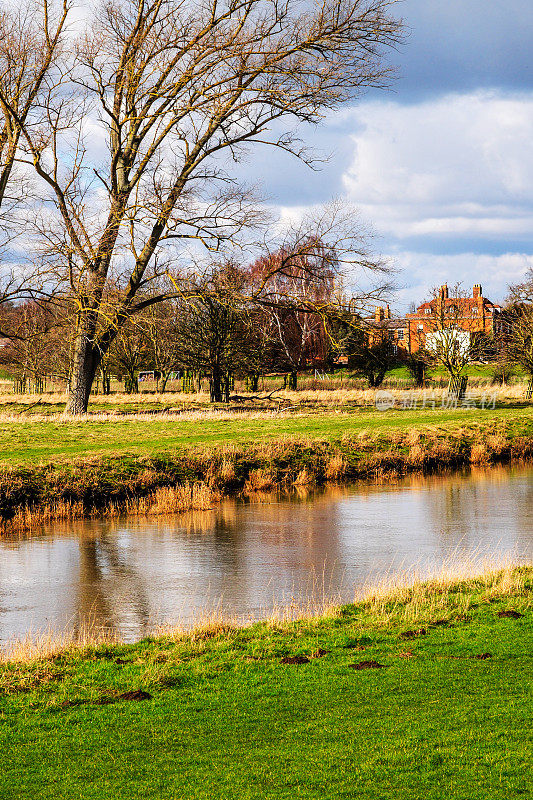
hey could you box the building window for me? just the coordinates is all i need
[417,324,423,331]
[472,307,478,315]
[425,308,432,314]
[397,330,405,340]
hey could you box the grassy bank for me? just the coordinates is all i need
[1,565,531,799]
[1,406,533,531]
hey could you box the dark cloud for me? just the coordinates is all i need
[381,0,533,101]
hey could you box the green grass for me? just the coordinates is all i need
[1,567,531,799]
[1,405,533,466]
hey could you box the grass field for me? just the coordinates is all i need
[2,401,533,466]
[1,565,531,800]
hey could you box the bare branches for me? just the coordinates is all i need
[0,0,401,412]
[503,270,533,379]
[412,284,484,381]
[0,0,69,239]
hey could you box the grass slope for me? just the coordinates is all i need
[0,568,531,799]
[1,407,533,530]
[2,405,533,465]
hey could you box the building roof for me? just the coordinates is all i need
[409,298,502,316]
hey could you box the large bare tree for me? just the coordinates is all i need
[409,284,488,383]
[0,0,69,310]
[4,0,401,413]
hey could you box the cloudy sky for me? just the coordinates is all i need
[248,0,533,311]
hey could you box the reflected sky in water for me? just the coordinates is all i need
[0,465,532,643]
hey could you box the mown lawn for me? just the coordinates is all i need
[2,405,533,466]
[0,569,531,799]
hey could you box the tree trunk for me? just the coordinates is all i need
[249,373,259,392]
[369,370,386,388]
[210,365,223,402]
[159,371,170,393]
[288,370,298,390]
[223,372,232,403]
[125,373,139,394]
[64,331,101,414]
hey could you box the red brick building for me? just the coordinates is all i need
[366,284,503,356]
[404,284,502,353]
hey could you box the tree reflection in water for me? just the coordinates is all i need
[0,467,531,645]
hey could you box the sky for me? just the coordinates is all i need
[246,0,533,312]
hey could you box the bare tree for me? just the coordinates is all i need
[509,268,533,305]
[249,239,336,388]
[141,300,183,392]
[0,0,68,243]
[3,0,401,413]
[342,322,396,387]
[503,270,533,384]
[502,306,533,383]
[0,0,69,316]
[0,299,58,390]
[174,262,256,402]
[409,284,487,384]
[107,318,149,394]
[401,348,434,387]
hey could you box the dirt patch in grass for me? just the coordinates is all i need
[117,689,152,701]
[496,610,524,618]
[399,628,427,640]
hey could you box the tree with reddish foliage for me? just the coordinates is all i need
[247,239,337,389]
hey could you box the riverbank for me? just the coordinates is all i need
[1,564,531,799]
[1,407,533,531]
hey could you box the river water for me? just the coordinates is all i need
[1,465,532,644]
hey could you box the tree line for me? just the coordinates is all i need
[4,263,533,397]
[0,248,342,399]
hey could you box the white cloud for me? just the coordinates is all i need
[389,251,533,311]
[342,91,533,241]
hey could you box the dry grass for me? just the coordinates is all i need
[357,555,532,628]
[4,499,86,530]
[0,483,219,534]
[470,443,490,465]
[124,482,218,515]
[0,382,529,420]
[244,469,275,494]
[293,468,315,486]
[1,617,119,664]
[325,454,347,481]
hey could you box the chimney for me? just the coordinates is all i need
[375,306,384,323]
[384,304,391,320]
[473,284,482,300]
[439,284,449,300]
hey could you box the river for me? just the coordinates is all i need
[1,465,532,644]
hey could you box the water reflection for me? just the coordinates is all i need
[0,465,531,643]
